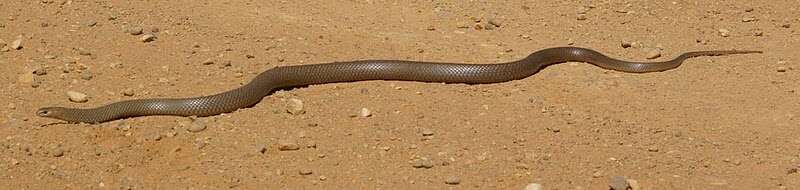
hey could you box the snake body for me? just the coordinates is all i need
[36,47,760,123]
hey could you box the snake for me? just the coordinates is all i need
[36,47,761,123]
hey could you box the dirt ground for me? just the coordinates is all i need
[1,0,798,189]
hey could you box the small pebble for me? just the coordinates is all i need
[278,140,300,151]
[718,29,730,37]
[444,176,461,185]
[742,17,758,22]
[645,48,661,59]
[487,18,502,27]
[287,98,305,115]
[621,39,633,48]
[753,30,764,36]
[140,34,156,42]
[201,58,215,65]
[411,158,434,168]
[524,183,544,190]
[51,148,65,157]
[777,66,788,72]
[360,108,372,117]
[609,176,630,190]
[11,38,22,50]
[576,14,587,20]
[421,128,435,136]
[76,48,91,56]
[627,179,641,190]
[125,26,143,35]
[186,119,207,132]
[122,88,135,96]
[299,169,313,175]
[66,91,88,103]
[85,20,97,27]
[44,54,57,59]
[80,72,94,80]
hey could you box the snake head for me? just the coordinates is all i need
[36,107,67,118]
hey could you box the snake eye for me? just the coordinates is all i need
[36,109,51,116]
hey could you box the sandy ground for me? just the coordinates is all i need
[1,0,799,189]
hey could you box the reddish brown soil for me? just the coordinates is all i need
[1,0,798,189]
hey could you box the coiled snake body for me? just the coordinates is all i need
[37,47,760,123]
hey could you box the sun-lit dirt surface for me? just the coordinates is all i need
[1,0,798,189]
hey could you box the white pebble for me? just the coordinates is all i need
[287,98,305,115]
[444,176,461,185]
[186,119,207,132]
[140,34,156,42]
[718,29,730,37]
[524,183,543,190]
[360,108,372,117]
[645,48,661,59]
[10,38,22,50]
[66,91,88,103]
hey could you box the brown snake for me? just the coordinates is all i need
[36,47,761,123]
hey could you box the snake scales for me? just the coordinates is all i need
[36,47,760,123]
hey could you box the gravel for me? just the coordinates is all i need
[66,91,88,103]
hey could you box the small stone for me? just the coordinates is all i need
[777,66,788,72]
[576,14,587,20]
[299,168,313,175]
[140,34,156,42]
[524,183,544,190]
[80,72,94,80]
[10,38,22,50]
[85,20,97,27]
[10,158,20,165]
[621,39,633,48]
[0,46,9,52]
[201,58,215,65]
[421,128,435,136]
[66,91,88,103]
[592,170,604,178]
[444,176,460,185]
[487,18,502,27]
[287,98,305,115]
[360,108,372,117]
[742,17,758,22]
[186,119,207,132]
[277,140,300,151]
[411,158,434,168]
[647,147,659,152]
[32,67,47,76]
[76,48,91,56]
[609,176,630,190]
[781,23,791,28]
[718,29,730,37]
[257,145,268,154]
[122,88,135,96]
[125,26,143,35]
[51,148,65,157]
[627,179,641,190]
[645,48,661,59]
[754,30,764,36]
